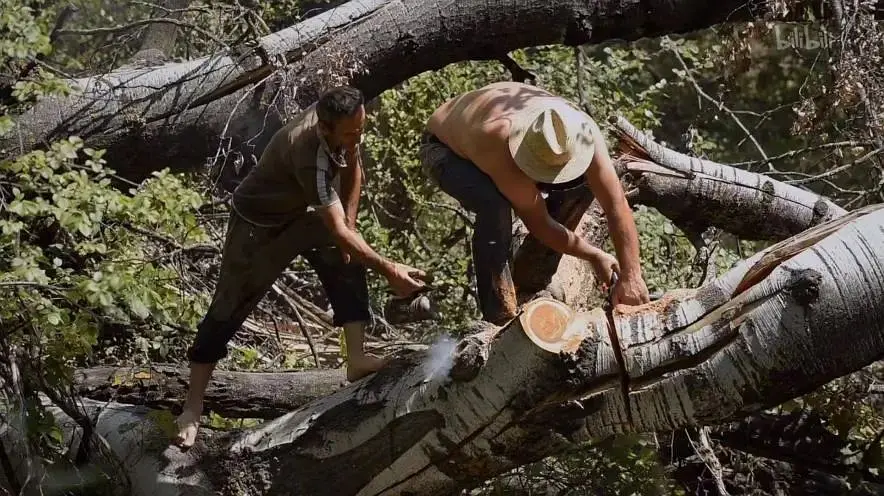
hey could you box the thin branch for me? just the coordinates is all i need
[271,283,321,368]
[121,222,219,255]
[787,148,884,186]
[130,0,213,16]
[497,54,536,84]
[687,427,730,495]
[664,37,770,167]
[574,45,592,115]
[57,17,227,50]
[0,281,64,291]
[729,141,875,167]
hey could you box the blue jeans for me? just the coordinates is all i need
[419,132,517,324]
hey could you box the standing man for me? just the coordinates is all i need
[421,81,650,324]
[175,86,427,448]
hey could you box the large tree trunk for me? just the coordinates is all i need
[30,200,884,496]
[2,0,812,181]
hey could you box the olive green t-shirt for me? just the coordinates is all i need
[232,104,348,227]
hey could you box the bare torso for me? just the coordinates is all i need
[427,81,557,179]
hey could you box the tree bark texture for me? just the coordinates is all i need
[3,0,801,180]
[73,365,348,420]
[613,117,847,239]
[131,0,193,63]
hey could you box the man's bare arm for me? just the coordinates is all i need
[584,123,650,304]
[316,200,391,273]
[584,125,641,277]
[316,201,428,297]
[490,161,607,262]
[340,147,362,231]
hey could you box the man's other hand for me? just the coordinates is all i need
[589,251,619,291]
[385,263,428,298]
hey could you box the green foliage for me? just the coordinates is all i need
[510,44,669,131]
[0,0,72,131]
[1,137,209,365]
[0,46,212,474]
[0,2,879,493]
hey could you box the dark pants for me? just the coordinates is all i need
[419,132,517,324]
[187,210,370,363]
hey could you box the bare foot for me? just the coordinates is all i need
[347,355,389,382]
[173,406,202,449]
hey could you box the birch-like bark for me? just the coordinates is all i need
[614,117,847,238]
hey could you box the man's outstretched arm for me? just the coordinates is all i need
[316,200,427,298]
[491,162,620,285]
[584,123,650,305]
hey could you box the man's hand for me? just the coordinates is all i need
[612,273,650,307]
[589,250,619,291]
[384,262,428,298]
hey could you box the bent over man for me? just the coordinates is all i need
[421,81,650,324]
[175,86,427,448]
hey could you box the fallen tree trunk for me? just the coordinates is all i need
[73,365,347,420]
[35,202,884,495]
[3,0,816,179]
[69,127,856,422]
[614,117,847,239]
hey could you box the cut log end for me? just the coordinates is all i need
[520,298,594,354]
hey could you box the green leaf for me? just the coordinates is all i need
[46,312,61,326]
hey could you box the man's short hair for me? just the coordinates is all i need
[316,86,364,125]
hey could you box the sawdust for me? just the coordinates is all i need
[613,288,695,316]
